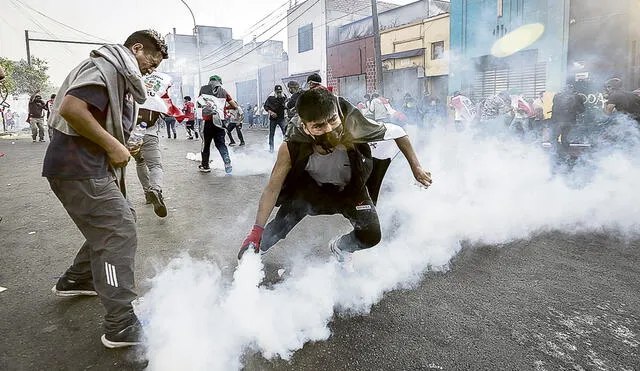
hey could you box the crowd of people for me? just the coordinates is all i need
[31,29,432,352]
[10,26,640,356]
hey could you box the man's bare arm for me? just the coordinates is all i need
[255,143,292,226]
[394,136,432,187]
[59,95,131,168]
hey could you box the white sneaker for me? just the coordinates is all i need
[329,238,354,272]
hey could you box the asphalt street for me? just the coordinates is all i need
[0,129,638,370]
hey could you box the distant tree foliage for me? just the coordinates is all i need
[0,57,50,96]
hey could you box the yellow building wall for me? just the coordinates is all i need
[380,14,450,76]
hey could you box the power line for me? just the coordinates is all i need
[208,0,322,71]
[200,0,290,62]
[12,0,112,43]
[205,1,372,71]
[199,1,305,70]
[8,0,74,56]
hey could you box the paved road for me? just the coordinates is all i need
[1,130,638,370]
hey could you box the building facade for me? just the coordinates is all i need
[286,0,398,87]
[326,0,450,102]
[380,12,450,105]
[449,0,569,102]
[567,0,640,104]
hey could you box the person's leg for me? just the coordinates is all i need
[268,119,277,152]
[132,144,151,193]
[277,119,286,136]
[36,118,45,140]
[140,135,166,216]
[201,120,214,169]
[236,125,245,145]
[141,135,163,191]
[171,120,177,138]
[48,176,138,337]
[212,125,231,168]
[260,199,309,253]
[166,119,171,138]
[30,119,37,141]
[336,189,381,253]
[226,122,236,144]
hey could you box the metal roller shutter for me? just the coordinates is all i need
[471,62,546,102]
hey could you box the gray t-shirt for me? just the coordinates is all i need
[305,145,351,187]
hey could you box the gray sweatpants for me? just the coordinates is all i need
[48,175,138,335]
[133,134,163,192]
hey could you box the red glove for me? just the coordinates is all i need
[237,225,264,259]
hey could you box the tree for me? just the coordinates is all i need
[0,57,50,96]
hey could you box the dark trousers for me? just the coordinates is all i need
[201,119,230,168]
[48,176,138,335]
[269,118,286,151]
[185,120,198,138]
[261,183,381,254]
[226,122,244,144]
[165,117,176,138]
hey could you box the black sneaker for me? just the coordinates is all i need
[101,321,144,348]
[198,165,211,173]
[149,189,167,218]
[239,142,246,146]
[51,276,97,297]
[144,191,153,205]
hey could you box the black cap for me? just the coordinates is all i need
[274,85,283,92]
[307,73,322,83]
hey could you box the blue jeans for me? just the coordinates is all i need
[269,118,286,151]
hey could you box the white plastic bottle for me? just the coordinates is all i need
[127,122,147,149]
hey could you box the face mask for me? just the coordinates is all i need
[313,124,343,152]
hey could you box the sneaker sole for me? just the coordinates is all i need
[51,285,98,297]
[199,168,211,173]
[149,192,167,218]
[101,334,142,349]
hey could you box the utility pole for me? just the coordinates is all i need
[24,30,104,66]
[371,0,384,95]
[180,0,202,96]
[25,30,31,65]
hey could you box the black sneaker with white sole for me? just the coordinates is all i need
[149,189,167,217]
[101,321,144,349]
[51,276,98,297]
[198,165,211,173]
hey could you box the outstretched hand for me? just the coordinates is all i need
[237,225,265,260]
[412,166,432,188]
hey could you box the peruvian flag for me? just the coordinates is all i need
[141,72,187,121]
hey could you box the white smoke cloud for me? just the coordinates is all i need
[141,117,640,370]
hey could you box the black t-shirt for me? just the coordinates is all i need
[42,85,134,179]
[607,91,640,117]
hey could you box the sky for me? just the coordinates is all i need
[0,0,414,86]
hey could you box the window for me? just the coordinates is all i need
[298,23,313,53]
[431,41,445,60]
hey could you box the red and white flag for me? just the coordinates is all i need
[141,72,187,121]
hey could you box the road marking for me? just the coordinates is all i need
[0,286,7,293]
